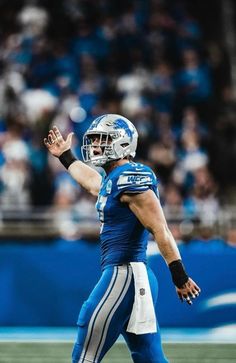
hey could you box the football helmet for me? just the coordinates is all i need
[81,114,138,166]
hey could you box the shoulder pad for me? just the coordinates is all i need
[116,164,156,193]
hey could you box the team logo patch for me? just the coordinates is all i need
[139,288,145,296]
[105,120,114,126]
[106,180,112,194]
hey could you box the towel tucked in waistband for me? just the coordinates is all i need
[126,262,157,335]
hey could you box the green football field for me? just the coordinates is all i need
[0,342,235,363]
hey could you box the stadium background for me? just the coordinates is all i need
[0,0,236,362]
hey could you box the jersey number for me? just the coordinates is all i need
[96,195,108,223]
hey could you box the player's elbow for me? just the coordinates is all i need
[89,187,99,197]
[86,176,101,196]
[151,223,171,243]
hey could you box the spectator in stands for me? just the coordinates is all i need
[148,113,177,184]
[173,128,208,190]
[174,106,208,143]
[175,48,212,106]
[184,166,219,225]
[0,126,31,209]
[163,183,184,216]
[149,61,175,113]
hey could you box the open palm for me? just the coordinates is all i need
[44,126,74,157]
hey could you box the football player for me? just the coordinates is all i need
[44,114,201,363]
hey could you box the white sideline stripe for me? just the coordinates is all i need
[202,292,236,309]
[1,327,236,344]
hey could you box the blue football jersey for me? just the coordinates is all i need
[95,162,159,268]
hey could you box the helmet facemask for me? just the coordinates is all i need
[82,132,114,166]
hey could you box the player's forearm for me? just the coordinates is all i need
[152,224,181,265]
[152,224,189,288]
[68,160,102,196]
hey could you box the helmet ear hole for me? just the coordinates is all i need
[121,143,129,148]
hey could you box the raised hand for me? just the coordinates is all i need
[176,278,201,305]
[44,126,74,157]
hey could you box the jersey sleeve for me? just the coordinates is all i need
[113,164,159,198]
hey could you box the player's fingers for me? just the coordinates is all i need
[53,126,63,141]
[48,134,55,145]
[177,291,184,303]
[192,289,200,298]
[185,285,200,299]
[44,138,50,147]
[185,296,192,305]
[194,284,201,292]
[190,284,201,296]
[49,130,57,142]
[188,291,196,299]
[186,286,198,298]
[188,291,198,299]
[183,294,193,305]
[189,279,201,292]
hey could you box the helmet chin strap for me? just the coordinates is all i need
[91,150,122,167]
[102,148,131,166]
[90,144,132,166]
[103,157,121,166]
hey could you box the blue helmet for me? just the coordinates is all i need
[81,114,138,166]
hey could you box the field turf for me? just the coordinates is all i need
[0,342,235,363]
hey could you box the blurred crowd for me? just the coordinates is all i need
[0,0,236,244]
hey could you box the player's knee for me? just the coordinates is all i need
[72,324,89,362]
[72,343,97,363]
[72,342,81,363]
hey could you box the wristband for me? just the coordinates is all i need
[59,149,77,169]
[168,259,189,288]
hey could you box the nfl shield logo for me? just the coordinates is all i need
[139,288,145,296]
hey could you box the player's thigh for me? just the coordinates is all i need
[72,264,133,363]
